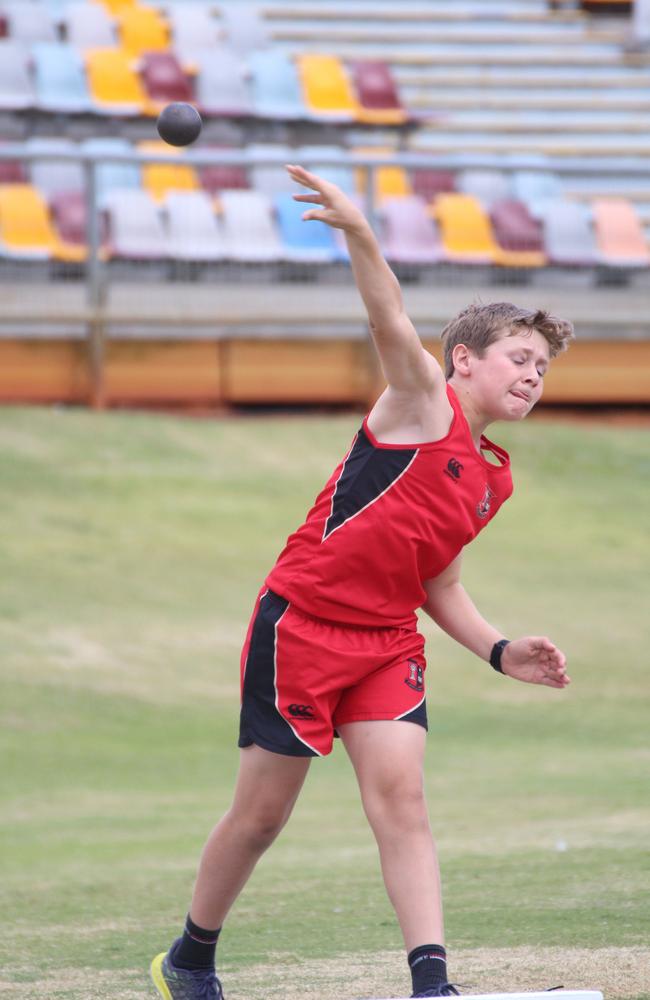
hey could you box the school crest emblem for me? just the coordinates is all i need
[476,484,496,519]
[405,659,424,692]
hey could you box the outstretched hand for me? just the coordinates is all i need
[501,637,570,689]
[285,164,367,233]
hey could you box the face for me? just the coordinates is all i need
[457,327,551,421]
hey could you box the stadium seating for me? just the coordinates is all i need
[26,137,85,199]
[32,42,92,114]
[296,146,356,193]
[0,183,59,258]
[65,2,116,49]
[104,188,169,259]
[458,169,511,209]
[0,41,35,110]
[49,190,89,261]
[4,2,57,43]
[138,140,199,202]
[194,46,252,117]
[117,4,169,58]
[411,170,456,201]
[512,171,563,219]
[167,4,221,68]
[593,198,650,267]
[248,49,305,120]
[541,199,600,266]
[247,144,295,197]
[220,3,268,53]
[297,54,358,121]
[199,154,250,197]
[85,47,148,115]
[218,190,283,262]
[434,194,500,264]
[274,193,339,263]
[379,196,443,265]
[80,137,141,205]
[489,199,547,268]
[349,61,407,126]
[140,51,194,107]
[164,191,225,261]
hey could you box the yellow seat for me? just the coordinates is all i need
[138,141,199,202]
[297,54,359,119]
[94,0,135,13]
[434,193,500,264]
[86,47,148,114]
[118,3,169,58]
[353,147,411,205]
[0,183,79,260]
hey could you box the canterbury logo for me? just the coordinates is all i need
[288,703,316,719]
[444,458,464,481]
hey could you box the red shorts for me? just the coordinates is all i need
[238,588,427,757]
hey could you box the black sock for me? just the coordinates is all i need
[408,944,448,996]
[172,914,221,971]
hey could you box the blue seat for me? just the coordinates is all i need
[249,49,305,120]
[296,146,356,194]
[274,193,339,263]
[512,171,563,220]
[32,42,91,114]
[80,138,141,206]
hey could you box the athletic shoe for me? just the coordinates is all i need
[151,940,224,1000]
[412,985,460,997]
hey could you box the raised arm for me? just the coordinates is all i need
[422,554,571,689]
[286,164,443,395]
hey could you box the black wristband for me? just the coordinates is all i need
[490,639,510,674]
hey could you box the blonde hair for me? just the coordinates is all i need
[440,301,574,379]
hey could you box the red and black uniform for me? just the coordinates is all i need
[239,384,513,757]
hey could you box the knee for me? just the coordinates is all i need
[227,801,290,853]
[363,776,430,835]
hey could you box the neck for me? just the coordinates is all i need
[448,377,490,447]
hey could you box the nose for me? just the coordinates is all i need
[524,365,540,386]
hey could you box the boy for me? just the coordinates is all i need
[151,166,574,1000]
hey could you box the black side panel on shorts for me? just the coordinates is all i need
[323,427,416,540]
[400,699,428,731]
[239,591,318,758]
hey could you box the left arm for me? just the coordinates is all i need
[422,554,571,689]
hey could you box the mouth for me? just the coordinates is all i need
[509,390,530,402]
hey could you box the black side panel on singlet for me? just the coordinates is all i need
[323,427,417,541]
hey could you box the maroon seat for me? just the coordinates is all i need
[411,170,456,202]
[350,60,405,114]
[489,199,545,253]
[200,150,249,196]
[50,190,87,247]
[140,52,194,104]
[0,158,26,183]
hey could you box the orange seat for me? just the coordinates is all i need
[435,194,500,264]
[138,141,199,202]
[0,183,83,261]
[593,198,650,267]
[297,54,358,120]
[94,0,136,13]
[118,4,169,58]
[86,47,148,114]
[353,147,411,205]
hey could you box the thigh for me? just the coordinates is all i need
[338,719,427,808]
[230,743,311,822]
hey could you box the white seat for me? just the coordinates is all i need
[164,191,225,261]
[26,137,84,198]
[4,1,57,43]
[0,41,35,110]
[104,189,170,260]
[65,2,115,49]
[219,189,282,262]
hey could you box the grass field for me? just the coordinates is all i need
[0,406,648,1000]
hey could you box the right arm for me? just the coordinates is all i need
[286,164,444,396]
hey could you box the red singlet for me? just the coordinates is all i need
[266,384,513,629]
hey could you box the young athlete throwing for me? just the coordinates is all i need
[151,166,574,1000]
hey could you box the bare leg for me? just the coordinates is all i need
[338,721,444,951]
[190,744,311,929]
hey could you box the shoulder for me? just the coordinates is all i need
[366,364,454,446]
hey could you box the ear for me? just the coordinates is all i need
[451,342,474,377]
